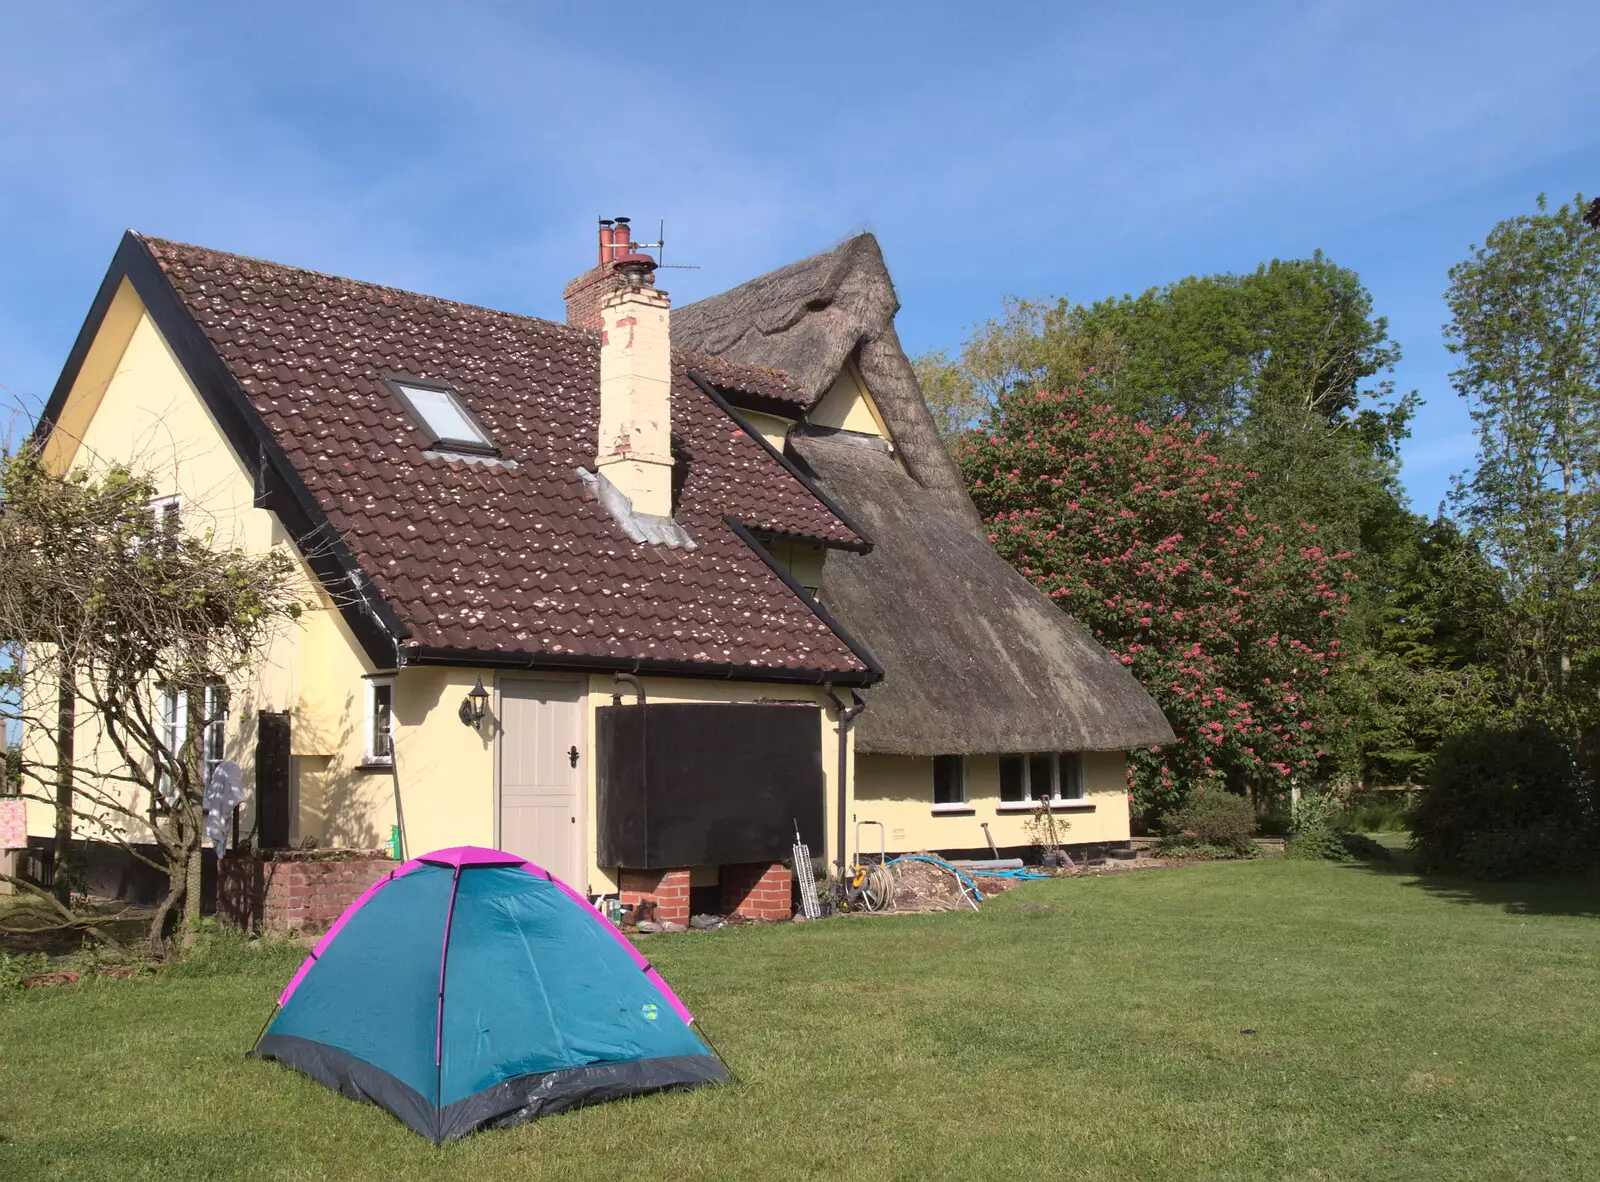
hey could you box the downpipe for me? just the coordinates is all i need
[822,683,866,882]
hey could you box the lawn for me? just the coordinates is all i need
[2,853,1598,1181]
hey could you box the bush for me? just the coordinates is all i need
[1331,791,1414,833]
[1410,725,1599,880]
[1285,826,1392,863]
[1280,791,1392,862]
[1158,790,1259,857]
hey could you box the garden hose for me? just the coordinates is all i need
[848,862,895,912]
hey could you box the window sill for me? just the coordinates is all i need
[995,800,1096,813]
[930,804,975,815]
[355,761,394,773]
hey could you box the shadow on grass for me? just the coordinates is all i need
[1335,839,1600,919]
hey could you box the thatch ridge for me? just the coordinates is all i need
[790,436,1176,755]
[675,234,983,532]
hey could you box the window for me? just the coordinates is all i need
[134,495,181,555]
[200,682,229,788]
[152,681,228,810]
[366,678,395,764]
[385,375,495,454]
[154,685,186,812]
[932,755,967,808]
[999,752,1086,808]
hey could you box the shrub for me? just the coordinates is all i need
[1281,791,1392,862]
[0,952,52,993]
[1158,789,1259,857]
[1331,790,1414,833]
[1410,725,1599,880]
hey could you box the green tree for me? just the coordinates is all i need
[920,255,1450,782]
[1444,193,1600,730]
[956,390,1357,818]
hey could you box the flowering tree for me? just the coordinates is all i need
[954,387,1358,818]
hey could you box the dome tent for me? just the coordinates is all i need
[251,846,727,1142]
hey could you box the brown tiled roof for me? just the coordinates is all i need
[682,351,809,413]
[140,235,872,678]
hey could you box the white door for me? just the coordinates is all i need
[497,679,586,890]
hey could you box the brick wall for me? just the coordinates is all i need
[721,861,793,921]
[619,867,690,926]
[563,265,615,330]
[217,850,394,934]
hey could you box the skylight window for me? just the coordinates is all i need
[385,375,496,454]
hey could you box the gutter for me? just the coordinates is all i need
[401,644,879,688]
[822,683,866,881]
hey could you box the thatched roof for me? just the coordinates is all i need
[675,234,984,534]
[677,232,1174,754]
[789,434,1174,754]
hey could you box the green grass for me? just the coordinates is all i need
[3,855,1598,1181]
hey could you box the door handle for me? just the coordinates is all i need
[568,746,580,768]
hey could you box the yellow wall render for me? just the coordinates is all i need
[24,292,409,853]
[807,360,891,439]
[852,751,1131,855]
[739,409,793,451]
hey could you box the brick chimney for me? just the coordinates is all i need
[564,216,627,329]
[594,226,674,518]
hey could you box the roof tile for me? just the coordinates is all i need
[142,236,867,677]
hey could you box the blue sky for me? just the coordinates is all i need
[2,1,1597,514]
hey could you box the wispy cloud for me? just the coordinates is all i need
[1,0,1596,511]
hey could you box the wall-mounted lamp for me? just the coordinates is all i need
[459,676,491,731]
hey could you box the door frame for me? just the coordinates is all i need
[493,675,589,889]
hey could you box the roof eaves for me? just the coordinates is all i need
[400,643,880,687]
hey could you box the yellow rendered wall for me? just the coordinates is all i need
[852,751,1131,855]
[763,539,828,597]
[26,296,414,852]
[807,360,890,438]
[740,409,793,452]
[384,667,496,854]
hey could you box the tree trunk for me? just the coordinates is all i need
[53,653,74,907]
[148,862,185,960]
[181,695,204,950]
[182,820,203,949]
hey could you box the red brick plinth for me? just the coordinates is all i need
[619,868,690,926]
[217,850,394,934]
[721,861,792,921]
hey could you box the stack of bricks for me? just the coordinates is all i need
[217,850,393,934]
[720,861,793,921]
[619,868,690,926]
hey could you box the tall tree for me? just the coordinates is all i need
[1444,193,1600,730]
[919,255,1452,782]
[955,390,1357,817]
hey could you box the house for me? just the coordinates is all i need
[27,220,1168,924]
[675,233,1173,859]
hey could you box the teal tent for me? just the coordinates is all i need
[252,846,726,1142]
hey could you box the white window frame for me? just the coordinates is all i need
[132,494,182,555]
[154,685,187,811]
[365,677,396,765]
[997,752,1087,811]
[200,682,228,788]
[931,754,969,812]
